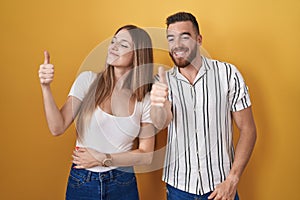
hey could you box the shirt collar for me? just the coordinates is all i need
[170,56,211,84]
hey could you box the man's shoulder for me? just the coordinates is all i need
[204,57,238,72]
[205,57,233,67]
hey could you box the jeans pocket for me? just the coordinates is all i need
[114,171,136,186]
[67,168,88,188]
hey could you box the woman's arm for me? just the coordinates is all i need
[72,123,155,168]
[39,51,81,136]
[41,90,81,136]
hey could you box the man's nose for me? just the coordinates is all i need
[174,37,182,48]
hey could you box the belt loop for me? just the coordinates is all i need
[86,171,92,182]
[109,169,114,179]
[98,171,102,181]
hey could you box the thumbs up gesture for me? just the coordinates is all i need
[150,67,169,107]
[38,51,54,85]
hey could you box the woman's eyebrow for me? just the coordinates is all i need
[114,37,131,44]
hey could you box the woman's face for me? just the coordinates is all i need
[107,29,134,68]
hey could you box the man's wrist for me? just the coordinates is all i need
[226,173,240,185]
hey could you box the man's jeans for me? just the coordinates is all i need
[167,184,239,200]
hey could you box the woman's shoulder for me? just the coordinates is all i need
[77,70,98,79]
[139,92,151,107]
[75,71,98,83]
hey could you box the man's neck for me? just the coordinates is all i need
[178,54,202,84]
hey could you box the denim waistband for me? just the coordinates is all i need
[71,165,135,181]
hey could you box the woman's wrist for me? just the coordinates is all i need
[95,152,106,166]
[41,84,51,92]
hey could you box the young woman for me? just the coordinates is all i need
[39,25,155,200]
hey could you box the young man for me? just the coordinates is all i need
[150,12,257,200]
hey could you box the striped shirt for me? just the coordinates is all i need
[161,56,251,195]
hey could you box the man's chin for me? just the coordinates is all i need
[170,54,191,68]
[174,59,190,68]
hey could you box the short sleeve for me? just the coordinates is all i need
[228,65,252,112]
[141,93,152,124]
[68,71,97,101]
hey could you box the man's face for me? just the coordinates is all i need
[167,21,202,68]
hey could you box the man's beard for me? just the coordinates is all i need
[169,44,198,68]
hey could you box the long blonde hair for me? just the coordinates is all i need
[76,25,153,139]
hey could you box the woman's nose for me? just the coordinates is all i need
[112,43,119,51]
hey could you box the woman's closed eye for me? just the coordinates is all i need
[111,39,130,49]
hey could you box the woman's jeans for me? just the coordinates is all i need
[167,184,239,200]
[66,165,139,200]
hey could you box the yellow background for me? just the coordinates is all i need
[1,0,299,199]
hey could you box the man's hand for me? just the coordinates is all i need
[150,66,168,107]
[208,175,239,200]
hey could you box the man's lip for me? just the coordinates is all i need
[174,51,185,56]
[173,49,188,58]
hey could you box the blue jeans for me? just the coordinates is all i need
[166,184,239,200]
[66,165,139,200]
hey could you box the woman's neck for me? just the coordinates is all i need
[114,66,132,82]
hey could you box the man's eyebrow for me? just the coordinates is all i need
[167,32,191,38]
[180,32,191,36]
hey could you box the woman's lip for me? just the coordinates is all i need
[109,51,119,57]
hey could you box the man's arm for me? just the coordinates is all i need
[228,106,257,181]
[209,107,257,200]
[150,67,173,130]
[150,100,172,130]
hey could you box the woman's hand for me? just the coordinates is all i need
[39,50,54,85]
[72,147,105,169]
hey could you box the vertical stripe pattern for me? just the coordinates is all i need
[162,57,251,195]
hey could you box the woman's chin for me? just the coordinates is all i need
[106,59,116,66]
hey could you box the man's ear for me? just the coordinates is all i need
[197,34,202,45]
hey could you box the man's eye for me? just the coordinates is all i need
[168,38,174,42]
[181,36,190,40]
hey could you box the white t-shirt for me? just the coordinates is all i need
[68,71,152,172]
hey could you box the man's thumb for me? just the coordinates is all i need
[158,66,167,84]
